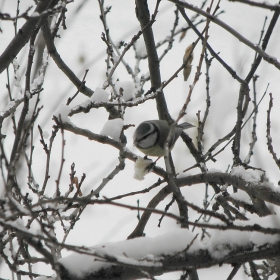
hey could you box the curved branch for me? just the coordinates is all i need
[177,172,280,206]
[41,21,93,97]
[128,170,279,238]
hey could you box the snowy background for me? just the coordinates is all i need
[1,0,280,279]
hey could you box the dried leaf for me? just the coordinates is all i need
[73,176,83,196]
[180,30,187,42]
[183,44,194,81]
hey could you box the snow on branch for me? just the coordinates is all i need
[58,228,280,280]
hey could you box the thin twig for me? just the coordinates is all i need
[228,0,280,11]
[172,0,280,71]
[266,93,280,169]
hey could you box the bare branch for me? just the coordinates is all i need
[171,0,280,71]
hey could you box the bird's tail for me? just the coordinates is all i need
[178,122,195,130]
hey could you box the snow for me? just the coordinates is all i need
[231,166,260,183]
[250,231,280,247]
[1,1,280,279]
[0,100,16,117]
[12,58,23,96]
[59,251,109,278]
[230,190,252,204]
[115,81,135,101]
[3,218,28,233]
[208,213,280,259]
[231,166,280,192]
[31,11,40,17]
[54,104,71,123]
[7,195,31,215]
[263,181,279,192]
[100,118,123,141]
[26,90,31,99]
[42,48,49,64]
[236,214,280,247]
[134,156,153,181]
[31,73,44,91]
[91,87,110,103]
[208,168,222,173]
[208,229,251,259]
[176,171,190,178]
[59,228,200,277]
[59,223,280,278]
[111,52,120,64]
[134,37,147,57]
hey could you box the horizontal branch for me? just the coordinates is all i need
[68,92,157,117]
[59,118,280,207]
[176,172,280,206]
[57,119,167,178]
[58,234,280,280]
[31,196,280,235]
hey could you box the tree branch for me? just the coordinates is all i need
[0,0,55,74]
[135,0,171,121]
[171,0,280,70]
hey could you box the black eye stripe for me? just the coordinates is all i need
[138,123,155,137]
[137,123,160,145]
[139,128,157,140]
[153,123,160,143]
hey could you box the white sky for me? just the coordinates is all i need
[1,0,280,279]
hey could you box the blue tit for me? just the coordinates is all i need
[133,120,194,157]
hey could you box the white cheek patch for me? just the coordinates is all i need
[138,132,157,149]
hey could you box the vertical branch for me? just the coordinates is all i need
[158,8,180,62]
[98,1,115,90]
[6,67,17,133]
[38,125,59,195]
[178,1,222,194]
[232,82,249,166]
[195,48,213,179]
[135,0,171,121]
[7,25,40,194]
[25,104,43,193]
[234,6,279,165]
[244,75,258,165]
[177,0,220,123]
[266,93,280,170]
[163,1,215,233]
[14,0,20,35]
[55,117,66,197]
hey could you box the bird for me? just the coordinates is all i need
[133,120,194,157]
